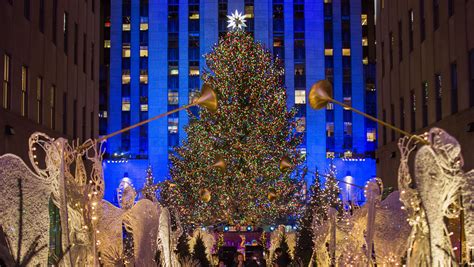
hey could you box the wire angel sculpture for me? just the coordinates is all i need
[398,128,473,266]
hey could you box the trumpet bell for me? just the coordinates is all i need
[309,80,333,110]
[268,188,277,202]
[195,83,218,113]
[279,156,293,172]
[212,156,226,172]
[199,188,211,202]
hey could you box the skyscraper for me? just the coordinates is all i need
[101,0,377,202]
[375,0,474,188]
[1,0,100,164]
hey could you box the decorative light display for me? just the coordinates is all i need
[160,30,303,227]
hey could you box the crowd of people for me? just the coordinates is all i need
[217,248,291,267]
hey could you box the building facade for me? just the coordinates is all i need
[102,0,377,202]
[376,0,474,188]
[0,0,100,165]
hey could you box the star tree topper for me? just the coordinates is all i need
[227,10,247,30]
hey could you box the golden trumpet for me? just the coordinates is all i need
[308,80,428,145]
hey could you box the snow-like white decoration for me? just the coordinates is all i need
[227,10,247,30]
[398,128,472,265]
[312,192,410,265]
[0,154,52,266]
[158,207,172,267]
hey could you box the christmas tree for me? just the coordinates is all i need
[323,159,343,216]
[141,164,158,202]
[293,202,314,266]
[192,234,210,267]
[161,29,303,226]
[175,232,191,262]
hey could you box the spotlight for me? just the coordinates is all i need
[269,226,275,231]
[224,226,229,232]
[247,226,252,232]
[293,225,297,230]
[201,227,206,231]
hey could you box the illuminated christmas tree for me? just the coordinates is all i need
[141,164,158,202]
[323,158,343,216]
[161,29,303,226]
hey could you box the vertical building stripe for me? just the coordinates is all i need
[305,0,326,178]
[178,3,189,144]
[351,0,365,153]
[108,0,122,153]
[149,0,169,181]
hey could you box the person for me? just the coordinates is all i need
[246,252,266,267]
[232,252,245,267]
[273,248,290,267]
[218,259,227,267]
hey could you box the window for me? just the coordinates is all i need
[408,10,414,52]
[382,110,387,145]
[168,117,178,134]
[168,91,178,105]
[420,0,425,42]
[295,90,306,104]
[104,40,111,48]
[448,0,454,17]
[122,46,131,58]
[50,86,56,129]
[343,97,352,109]
[140,104,148,111]
[63,12,68,54]
[83,33,87,73]
[344,122,352,136]
[189,67,200,76]
[21,66,29,117]
[36,77,43,124]
[122,70,131,84]
[390,104,395,141]
[422,81,428,127]
[433,0,439,30]
[361,14,367,25]
[74,23,78,64]
[52,0,58,44]
[326,122,334,137]
[169,67,178,75]
[296,117,305,132]
[24,0,30,19]
[73,99,77,139]
[389,32,393,69]
[327,102,334,110]
[362,37,368,47]
[342,48,351,56]
[398,21,403,62]
[39,0,45,32]
[435,74,442,121]
[140,23,149,31]
[325,49,334,56]
[140,69,148,84]
[3,54,11,109]
[367,128,376,142]
[450,63,457,113]
[188,90,199,104]
[63,93,67,134]
[381,42,385,76]
[123,24,131,31]
[400,97,405,131]
[122,97,131,111]
[91,43,94,80]
[140,46,148,57]
[410,90,416,132]
[469,49,474,107]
